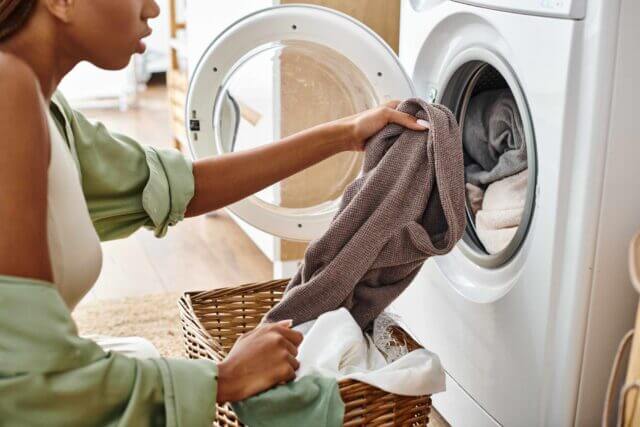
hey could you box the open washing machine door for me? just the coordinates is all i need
[187,5,415,241]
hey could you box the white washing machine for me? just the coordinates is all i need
[394,0,640,425]
[186,1,640,425]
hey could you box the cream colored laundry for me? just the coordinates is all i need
[475,169,528,254]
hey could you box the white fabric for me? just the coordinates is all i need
[293,308,445,396]
[475,169,528,254]
[46,114,103,309]
[89,334,161,359]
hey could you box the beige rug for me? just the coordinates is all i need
[73,293,185,358]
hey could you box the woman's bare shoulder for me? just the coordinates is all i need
[0,52,48,154]
[0,52,52,281]
[0,52,46,132]
[0,52,40,94]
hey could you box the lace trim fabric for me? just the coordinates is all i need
[372,312,409,363]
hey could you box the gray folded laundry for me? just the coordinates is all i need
[463,89,527,186]
[265,99,467,330]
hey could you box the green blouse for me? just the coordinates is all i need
[0,276,218,427]
[0,92,217,426]
[49,91,195,241]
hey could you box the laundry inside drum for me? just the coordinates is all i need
[213,40,377,213]
[440,62,536,267]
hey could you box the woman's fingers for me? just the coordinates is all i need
[275,319,293,327]
[279,365,296,383]
[277,333,299,357]
[384,100,401,109]
[333,100,431,152]
[417,119,430,129]
[382,102,430,131]
[261,322,303,347]
[274,325,304,346]
[273,347,299,385]
[287,353,300,371]
[387,108,429,131]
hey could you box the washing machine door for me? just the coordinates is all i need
[187,5,415,241]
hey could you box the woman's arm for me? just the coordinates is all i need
[0,55,52,282]
[49,94,426,238]
[185,102,428,217]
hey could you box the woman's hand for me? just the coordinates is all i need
[333,100,430,151]
[216,320,303,403]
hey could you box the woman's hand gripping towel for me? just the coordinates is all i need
[265,99,467,330]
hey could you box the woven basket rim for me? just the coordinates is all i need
[178,292,215,343]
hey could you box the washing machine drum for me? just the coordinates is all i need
[186,5,415,241]
[439,61,537,269]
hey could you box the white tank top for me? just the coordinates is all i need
[46,114,102,309]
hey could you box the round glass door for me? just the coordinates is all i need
[187,5,414,241]
[214,40,375,212]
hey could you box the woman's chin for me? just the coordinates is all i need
[93,54,136,71]
[89,41,147,70]
[135,40,147,55]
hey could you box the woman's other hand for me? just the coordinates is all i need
[333,100,430,151]
[216,320,303,403]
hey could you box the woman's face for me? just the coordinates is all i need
[65,0,160,70]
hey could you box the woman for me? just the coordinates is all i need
[0,0,427,425]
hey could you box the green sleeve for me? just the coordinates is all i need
[49,92,195,241]
[232,375,344,427]
[0,276,217,427]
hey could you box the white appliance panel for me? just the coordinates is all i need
[453,0,586,19]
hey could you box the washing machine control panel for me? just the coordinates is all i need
[452,0,586,19]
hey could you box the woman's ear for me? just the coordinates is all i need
[41,0,75,23]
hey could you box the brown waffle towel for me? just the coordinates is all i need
[265,99,467,329]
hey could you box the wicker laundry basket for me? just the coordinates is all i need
[179,279,432,426]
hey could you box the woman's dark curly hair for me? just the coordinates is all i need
[0,0,37,41]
